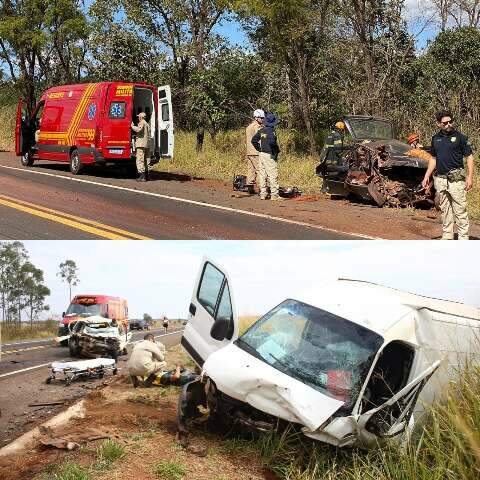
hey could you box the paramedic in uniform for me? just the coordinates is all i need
[245,109,265,193]
[128,333,166,387]
[422,110,475,240]
[131,112,150,182]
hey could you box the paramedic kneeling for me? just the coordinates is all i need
[422,110,475,240]
[128,333,166,388]
[131,112,151,182]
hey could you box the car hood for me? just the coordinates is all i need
[365,139,430,168]
[203,343,345,431]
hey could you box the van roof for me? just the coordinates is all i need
[44,82,152,94]
[297,278,480,335]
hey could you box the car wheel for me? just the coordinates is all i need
[70,149,83,175]
[21,151,34,167]
[45,377,52,384]
[69,340,79,358]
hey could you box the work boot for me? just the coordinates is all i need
[143,373,157,388]
[136,172,146,182]
[130,375,140,389]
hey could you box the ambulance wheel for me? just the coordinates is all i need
[70,149,83,175]
[21,151,34,167]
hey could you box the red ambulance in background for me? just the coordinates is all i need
[15,82,174,175]
[58,294,129,345]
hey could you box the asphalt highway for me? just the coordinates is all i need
[0,328,184,448]
[0,153,364,240]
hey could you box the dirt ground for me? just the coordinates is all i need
[0,346,275,480]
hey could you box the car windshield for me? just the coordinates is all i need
[236,300,383,407]
[66,302,102,317]
[347,118,393,140]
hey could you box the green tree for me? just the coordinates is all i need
[0,0,90,112]
[143,313,153,324]
[57,259,79,301]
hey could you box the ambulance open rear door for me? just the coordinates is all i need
[157,85,174,158]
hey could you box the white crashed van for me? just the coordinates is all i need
[179,259,480,449]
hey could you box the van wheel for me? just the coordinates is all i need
[70,149,83,175]
[21,151,34,167]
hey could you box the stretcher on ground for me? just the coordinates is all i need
[46,358,118,386]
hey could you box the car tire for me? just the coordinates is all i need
[70,149,83,175]
[69,340,79,358]
[21,151,34,167]
[45,377,52,384]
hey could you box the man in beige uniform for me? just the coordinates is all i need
[131,112,151,182]
[128,333,166,387]
[245,109,265,192]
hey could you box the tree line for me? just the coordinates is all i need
[1,0,480,155]
[0,241,80,327]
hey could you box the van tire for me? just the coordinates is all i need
[21,151,34,167]
[70,149,83,175]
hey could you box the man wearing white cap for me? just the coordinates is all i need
[131,112,151,182]
[245,109,265,192]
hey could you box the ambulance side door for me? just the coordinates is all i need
[157,85,174,158]
[181,258,238,367]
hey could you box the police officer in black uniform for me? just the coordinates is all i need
[422,110,475,240]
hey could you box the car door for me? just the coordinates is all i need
[181,258,238,367]
[157,85,174,157]
[357,361,441,441]
[15,99,28,156]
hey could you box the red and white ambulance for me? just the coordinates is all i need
[15,82,174,174]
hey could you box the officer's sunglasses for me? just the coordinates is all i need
[441,119,454,126]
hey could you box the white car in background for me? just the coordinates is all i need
[179,259,480,449]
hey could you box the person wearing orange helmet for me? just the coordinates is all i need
[407,133,423,149]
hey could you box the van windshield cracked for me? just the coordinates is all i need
[235,300,384,407]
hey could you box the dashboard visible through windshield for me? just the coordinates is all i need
[236,300,383,408]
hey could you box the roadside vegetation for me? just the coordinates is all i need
[23,343,480,480]
[0,319,58,342]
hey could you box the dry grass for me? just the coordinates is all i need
[0,104,15,152]
[239,316,260,335]
[157,130,323,194]
[0,320,58,343]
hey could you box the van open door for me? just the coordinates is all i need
[15,99,28,156]
[157,85,174,158]
[181,258,238,367]
[357,361,441,441]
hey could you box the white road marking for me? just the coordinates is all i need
[1,338,53,347]
[0,363,51,379]
[0,330,184,379]
[0,164,379,240]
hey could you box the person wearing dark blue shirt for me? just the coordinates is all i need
[422,111,474,240]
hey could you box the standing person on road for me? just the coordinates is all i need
[251,113,283,201]
[422,111,475,240]
[163,317,169,334]
[245,109,265,194]
[128,333,166,388]
[131,112,151,182]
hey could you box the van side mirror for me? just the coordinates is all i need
[62,312,65,317]
[210,316,231,341]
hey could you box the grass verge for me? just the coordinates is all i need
[256,364,480,480]
[0,320,58,343]
[152,460,187,480]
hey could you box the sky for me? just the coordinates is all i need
[17,241,480,321]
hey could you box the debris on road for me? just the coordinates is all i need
[28,402,65,408]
